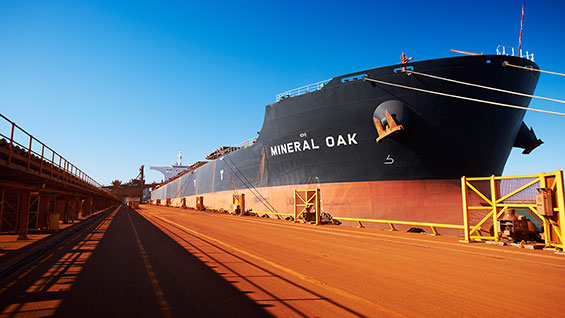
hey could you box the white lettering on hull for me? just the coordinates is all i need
[269,133,358,157]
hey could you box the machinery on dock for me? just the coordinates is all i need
[497,209,540,242]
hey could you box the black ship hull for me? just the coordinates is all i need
[151,54,540,227]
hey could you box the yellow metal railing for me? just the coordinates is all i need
[461,170,565,249]
[331,217,463,235]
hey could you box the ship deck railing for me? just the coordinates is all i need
[233,136,258,149]
[496,45,535,62]
[276,79,331,102]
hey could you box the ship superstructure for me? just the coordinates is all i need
[150,151,189,182]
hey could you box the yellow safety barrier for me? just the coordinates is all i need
[331,217,463,235]
[233,193,245,216]
[294,189,320,225]
[461,170,565,250]
[195,196,204,211]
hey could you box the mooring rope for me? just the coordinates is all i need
[224,154,279,214]
[404,69,565,105]
[363,77,565,117]
[503,62,565,77]
[222,157,238,195]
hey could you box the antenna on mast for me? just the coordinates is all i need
[518,2,525,53]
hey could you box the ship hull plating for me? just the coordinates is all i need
[151,54,539,228]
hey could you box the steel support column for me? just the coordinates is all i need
[55,197,67,228]
[17,190,31,240]
[38,195,50,229]
[87,197,93,216]
[49,194,59,230]
[72,197,80,222]
[79,198,85,217]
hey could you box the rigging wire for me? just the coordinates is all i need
[363,77,565,117]
[226,156,279,215]
[503,62,565,77]
[221,158,238,195]
[224,154,280,215]
[404,69,565,105]
[170,170,196,204]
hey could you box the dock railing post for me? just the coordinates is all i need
[293,190,298,223]
[315,188,320,225]
[461,176,470,242]
[27,136,32,169]
[539,173,552,247]
[490,175,500,241]
[555,170,565,249]
[240,193,245,216]
[8,123,14,164]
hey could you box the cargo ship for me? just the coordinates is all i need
[151,47,542,227]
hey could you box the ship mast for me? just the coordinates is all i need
[518,2,525,52]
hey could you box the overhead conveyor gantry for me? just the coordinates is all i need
[0,113,119,239]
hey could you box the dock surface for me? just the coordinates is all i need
[1,204,564,317]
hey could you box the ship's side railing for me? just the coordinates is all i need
[233,136,258,149]
[461,170,565,250]
[496,45,535,62]
[276,79,331,102]
[331,217,464,235]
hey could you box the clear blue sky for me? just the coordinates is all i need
[1,0,564,185]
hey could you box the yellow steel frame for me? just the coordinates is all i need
[461,170,565,249]
[233,193,245,216]
[294,188,320,225]
[331,216,463,235]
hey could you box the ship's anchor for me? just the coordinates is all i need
[373,109,404,143]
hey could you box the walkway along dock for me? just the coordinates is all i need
[0,114,119,240]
